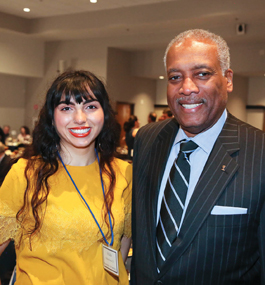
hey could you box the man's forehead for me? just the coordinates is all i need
[167,38,218,64]
[172,38,217,51]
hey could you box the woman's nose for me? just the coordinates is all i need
[74,109,86,124]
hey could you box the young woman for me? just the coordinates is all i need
[0,70,132,284]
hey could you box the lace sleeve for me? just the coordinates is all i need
[123,163,132,238]
[0,159,26,245]
[0,203,21,245]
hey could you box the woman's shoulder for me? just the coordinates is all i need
[113,158,132,176]
[113,157,130,167]
[10,156,43,174]
[5,158,28,181]
[11,157,27,170]
[0,158,28,193]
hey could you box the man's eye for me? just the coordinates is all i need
[169,75,181,81]
[197,72,211,77]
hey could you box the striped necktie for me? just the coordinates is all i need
[156,140,198,270]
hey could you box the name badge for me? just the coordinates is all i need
[102,244,119,276]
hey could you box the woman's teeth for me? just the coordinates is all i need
[70,128,90,134]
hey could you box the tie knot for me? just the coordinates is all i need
[179,140,198,153]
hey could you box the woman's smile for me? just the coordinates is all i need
[69,127,91,137]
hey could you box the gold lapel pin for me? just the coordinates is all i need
[221,165,226,172]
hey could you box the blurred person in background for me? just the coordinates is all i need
[123,115,139,159]
[148,112,157,123]
[2,126,10,142]
[158,108,173,121]
[0,142,13,186]
[17,126,32,145]
[0,128,4,145]
[163,108,173,119]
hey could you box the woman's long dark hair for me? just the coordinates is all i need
[17,70,119,245]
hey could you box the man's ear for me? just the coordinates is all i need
[225,69,233,93]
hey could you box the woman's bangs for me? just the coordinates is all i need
[54,80,95,106]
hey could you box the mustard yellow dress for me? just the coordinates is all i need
[0,157,132,284]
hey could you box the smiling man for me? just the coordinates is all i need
[131,29,265,284]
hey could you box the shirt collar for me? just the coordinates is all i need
[174,109,227,155]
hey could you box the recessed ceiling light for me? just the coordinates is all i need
[159,76,164,80]
[90,0,97,3]
[23,8,30,12]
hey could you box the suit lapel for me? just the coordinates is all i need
[158,114,241,277]
[145,119,179,271]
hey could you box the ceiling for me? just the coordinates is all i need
[0,0,264,48]
[0,0,264,75]
[0,0,174,19]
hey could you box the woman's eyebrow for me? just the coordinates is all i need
[83,98,99,103]
[57,100,74,105]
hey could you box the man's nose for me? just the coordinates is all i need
[180,77,199,95]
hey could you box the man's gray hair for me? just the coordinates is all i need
[164,29,230,75]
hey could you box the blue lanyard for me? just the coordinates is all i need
[57,150,114,246]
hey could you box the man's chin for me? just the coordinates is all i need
[181,125,207,137]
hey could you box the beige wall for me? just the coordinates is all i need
[156,79,167,105]
[248,77,265,105]
[230,43,265,76]
[0,31,44,78]
[131,49,166,79]
[226,74,248,122]
[107,48,156,126]
[246,77,265,130]
[0,74,26,133]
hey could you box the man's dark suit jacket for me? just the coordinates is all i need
[0,154,13,186]
[131,113,265,285]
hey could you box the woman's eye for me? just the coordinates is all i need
[61,106,71,111]
[86,101,101,109]
[86,105,96,109]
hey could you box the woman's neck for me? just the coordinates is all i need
[58,144,97,166]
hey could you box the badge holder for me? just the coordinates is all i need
[102,244,119,276]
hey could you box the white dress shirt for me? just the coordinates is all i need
[156,109,228,234]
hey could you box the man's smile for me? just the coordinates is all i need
[181,103,203,109]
